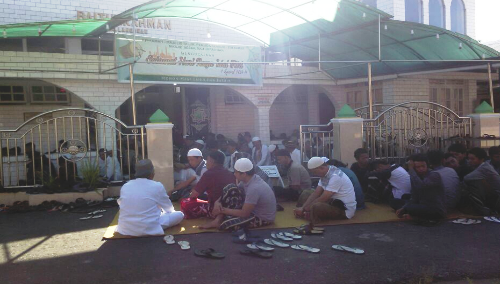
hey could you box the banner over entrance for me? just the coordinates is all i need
[116,35,263,86]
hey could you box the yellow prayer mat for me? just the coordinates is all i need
[102,202,471,240]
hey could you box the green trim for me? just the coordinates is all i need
[149,109,170,123]
[474,101,494,114]
[337,104,357,118]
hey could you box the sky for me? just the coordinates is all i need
[475,0,500,43]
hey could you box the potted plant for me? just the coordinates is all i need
[73,160,107,193]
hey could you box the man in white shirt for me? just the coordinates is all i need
[284,139,301,164]
[98,148,122,181]
[251,137,270,166]
[116,159,184,236]
[169,148,207,201]
[294,157,357,224]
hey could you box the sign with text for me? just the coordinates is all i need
[258,165,284,187]
[116,35,263,86]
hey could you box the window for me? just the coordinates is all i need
[0,85,26,103]
[373,89,383,104]
[429,79,465,115]
[224,89,246,104]
[451,0,466,34]
[405,0,423,23]
[429,0,445,28]
[82,36,114,55]
[360,0,377,8]
[0,38,23,51]
[346,91,364,109]
[31,86,70,104]
[27,37,65,53]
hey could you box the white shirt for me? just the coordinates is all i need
[388,166,411,199]
[290,148,301,164]
[252,144,270,166]
[318,166,357,219]
[98,156,122,181]
[116,178,175,236]
[229,150,239,172]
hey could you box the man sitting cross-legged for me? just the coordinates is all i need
[200,158,277,230]
[397,154,446,222]
[294,157,357,224]
[274,149,312,201]
[184,151,236,220]
[116,159,184,236]
[169,148,207,201]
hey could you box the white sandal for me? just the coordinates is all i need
[177,241,190,250]
[331,245,365,255]
[163,235,175,244]
[291,244,320,253]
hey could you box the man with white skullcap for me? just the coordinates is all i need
[169,148,207,201]
[200,158,277,230]
[251,137,270,167]
[294,157,357,224]
[116,159,184,236]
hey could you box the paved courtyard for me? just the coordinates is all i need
[1,206,500,284]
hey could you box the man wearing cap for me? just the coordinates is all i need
[200,158,277,230]
[98,148,122,181]
[275,149,312,201]
[251,137,270,167]
[169,148,207,201]
[116,159,184,236]
[178,135,195,163]
[185,151,236,219]
[294,157,357,224]
[284,140,301,164]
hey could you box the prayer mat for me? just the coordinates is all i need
[102,201,472,240]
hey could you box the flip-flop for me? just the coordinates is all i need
[332,245,365,255]
[163,235,175,244]
[291,244,320,253]
[178,241,190,250]
[79,216,92,220]
[239,248,273,259]
[88,209,106,215]
[296,224,325,231]
[264,238,290,248]
[484,216,500,223]
[271,232,293,241]
[293,228,324,235]
[247,243,274,251]
[282,232,302,240]
[194,248,225,259]
[452,219,481,225]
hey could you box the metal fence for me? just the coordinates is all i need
[362,101,472,163]
[299,122,334,163]
[0,108,146,188]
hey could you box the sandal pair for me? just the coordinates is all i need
[452,218,482,225]
[194,248,225,259]
[271,232,301,241]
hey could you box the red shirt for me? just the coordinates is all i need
[193,165,235,206]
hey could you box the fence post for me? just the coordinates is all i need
[331,105,363,166]
[145,110,174,191]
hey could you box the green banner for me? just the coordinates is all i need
[116,35,263,86]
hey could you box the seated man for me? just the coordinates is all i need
[98,148,122,181]
[428,150,460,209]
[274,149,312,201]
[397,154,446,222]
[284,140,301,164]
[486,146,500,175]
[350,148,371,192]
[251,137,270,166]
[169,148,207,201]
[200,158,277,230]
[294,157,357,224]
[448,143,473,181]
[185,151,236,219]
[367,160,411,208]
[116,159,184,236]
[327,159,366,210]
[462,147,500,214]
[443,153,459,171]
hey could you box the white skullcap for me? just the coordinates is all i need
[321,157,329,163]
[187,148,203,157]
[234,158,254,172]
[268,144,277,152]
[308,157,325,169]
[251,137,261,142]
[195,140,205,146]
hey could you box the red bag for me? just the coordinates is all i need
[180,197,209,219]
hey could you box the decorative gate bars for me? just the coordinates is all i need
[362,101,471,163]
[299,122,334,163]
[0,108,146,188]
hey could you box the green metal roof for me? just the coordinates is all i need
[88,0,391,45]
[0,19,109,38]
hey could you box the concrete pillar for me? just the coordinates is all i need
[468,114,500,148]
[331,117,364,166]
[145,123,174,191]
[255,106,271,145]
